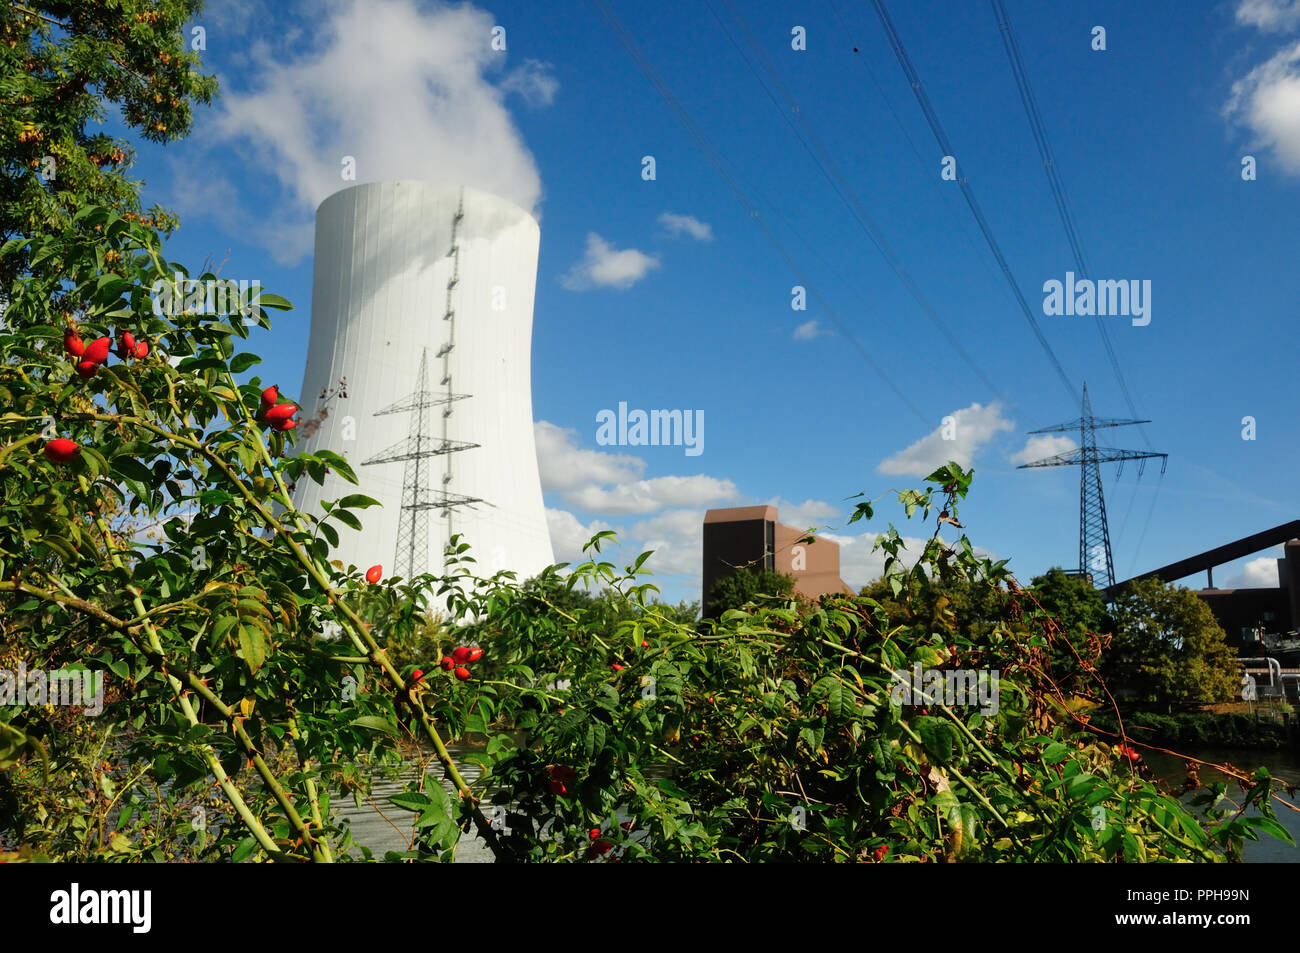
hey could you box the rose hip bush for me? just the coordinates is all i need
[1,210,1292,862]
[446,465,1294,862]
[0,210,504,861]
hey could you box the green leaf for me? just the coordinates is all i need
[914,717,960,766]
[231,836,258,863]
[237,624,267,674]
[812,676,854,719]
[351,715,398,737]
[230,353,262,373]
[1042,742,1071,765]
[389,792,432,812]
[331,509,363,531]
[338,494,381,510]
[254,292,293,311]
[1241,815,1294,845]
[583,721,607,760]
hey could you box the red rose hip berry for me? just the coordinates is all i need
[43,438,80,464]
[263,403,296,426]
[83,336,111,364]
[365,565,382,584]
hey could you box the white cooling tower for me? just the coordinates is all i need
[291,181,554,589]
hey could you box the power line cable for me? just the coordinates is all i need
[1128,469,1165,575]
[709,0,1010,407]
[590,0,930,423]
[868,0,1078,404]
[823,0,989,274]
[989,0,1151,447]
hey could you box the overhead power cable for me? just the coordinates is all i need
[591,0,930,424]
[989,0,1151,446]
[709,0,1009,406]
[868,0,1079,405]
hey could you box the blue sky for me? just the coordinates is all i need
[119,0,1300,605]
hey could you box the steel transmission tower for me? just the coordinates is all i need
[1016,383,1167,590]
[360,348,481,579]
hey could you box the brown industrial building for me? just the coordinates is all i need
[1106,520,1300,645]
[702,505,853,616]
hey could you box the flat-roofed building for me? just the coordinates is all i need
[702,505,853,616]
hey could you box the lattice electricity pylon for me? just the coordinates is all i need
[360,348,481,579]
[1016,382,1167,591]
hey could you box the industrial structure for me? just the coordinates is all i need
[1107,521,1300,653]
[1017,383,1167,592]
[291,182,554,590]
[702,505,853,616]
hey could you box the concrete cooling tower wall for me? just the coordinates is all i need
[291,181,554,594]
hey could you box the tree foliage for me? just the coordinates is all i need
[709,567,795,616]
[0,0,216,285]
[1108,577,1239,707]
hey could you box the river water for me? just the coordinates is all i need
[333,743,496,863]
[1143,747,1300,863]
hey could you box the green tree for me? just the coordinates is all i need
[708,566,795,615]
[1029,567,1113,694]
[0,0,216,284]
[1108,577,1239,707]
[1030,568,1111,635]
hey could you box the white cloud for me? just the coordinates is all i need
[1242,556,1282,586]
[534,419,737,514]
[1010,434,1078,466]
[1225,40,1300,174]
[534,421,644,492]
[766,497,841,529]
[792,320,822,341]
[560,233,660,290]
[191,0,548,262]
[544,507,704,589]
[627,508,706,576]
[1236,0,1300,32]
[657,212,713,241]
[545,508,616,563]
[877,403,1014,477]
[825,533,927,591]
[567,475,738,515]
[1224,549,1284,588]
[500,58,559,106]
